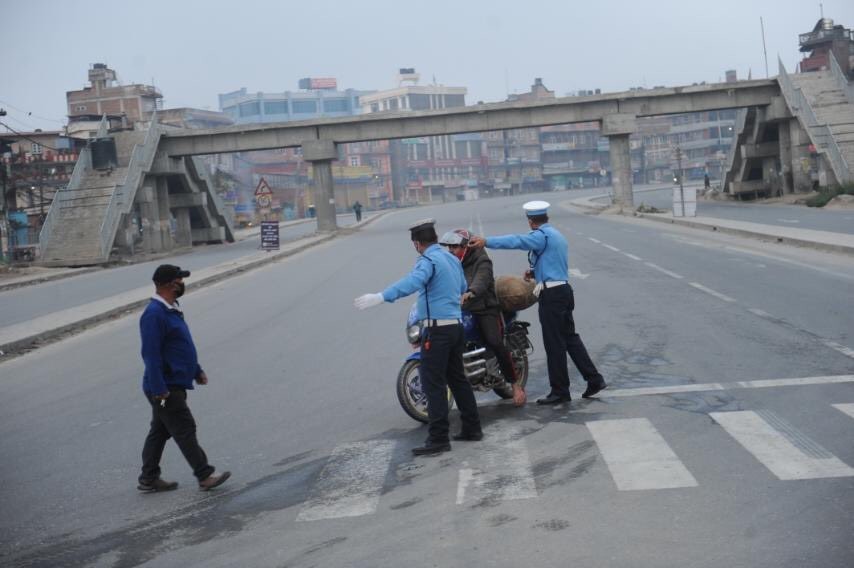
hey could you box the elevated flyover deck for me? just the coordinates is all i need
[160,79,780,157]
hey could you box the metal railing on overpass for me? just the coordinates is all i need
[778,58,851,184]
[829,51,854,106]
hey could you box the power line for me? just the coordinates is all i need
[0,98,66,125]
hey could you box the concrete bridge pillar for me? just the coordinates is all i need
[156,177,174,251]
[302,140,338,233]
[138,183,162,253]
[173,207,192,248]
[788,119,813,192]
[602,114,636,209]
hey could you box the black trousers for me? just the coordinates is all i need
[537,284,603,397]
[476,311,518,384]
[140,388,215,483]
[420,324,481,443]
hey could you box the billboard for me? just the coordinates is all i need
[298,77,337,90]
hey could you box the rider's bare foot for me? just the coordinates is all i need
[512,385,527,407]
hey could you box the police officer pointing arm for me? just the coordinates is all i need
[468,201,607,406]
[355,219,483,455]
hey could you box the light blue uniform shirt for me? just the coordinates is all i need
[382,243,467,320]
[486,223,569,284]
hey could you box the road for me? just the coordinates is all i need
[1,194,853,567]
[629,186,854,235]
[0,214,361,328]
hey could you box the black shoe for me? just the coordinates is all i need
[137,478,178,492]
[452,431,484,442]
[412,442,451,456]
[536,393,572,405]
[582,378,608,399]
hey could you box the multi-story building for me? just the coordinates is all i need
[219,79,371,124]
[359,69,486,202]
[66,63,163,139]
[798,18,854,76]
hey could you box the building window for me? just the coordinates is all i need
[370,103,379,113]
[239,102,261,117]
[264,101,288,115]
[292,101,317,113]
[323,99,349,113]
[75,105,87,112]
[31,142,43,155]
[349,156,360,167]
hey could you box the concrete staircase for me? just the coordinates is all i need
[40,128,156,266]
[789,70,854,178]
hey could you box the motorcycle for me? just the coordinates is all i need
[396,304,533,423]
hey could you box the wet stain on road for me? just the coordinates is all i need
[486,513,517,527]
[389,497,422,510]
[533,519,571,531]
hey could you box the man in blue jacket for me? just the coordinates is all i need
[468,201,606,406]
[355,219,482,455]
[138,264,231,492]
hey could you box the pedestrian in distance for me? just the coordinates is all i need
[704,173,711,191]
[439,228,527,407]
[468,201,607,406]
[137,264,231,493]
[353,201,363,222]
[355,219,483,455]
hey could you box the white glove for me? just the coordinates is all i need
[533,283,544,298]
[354,293,384,310]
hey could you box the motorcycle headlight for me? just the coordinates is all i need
[406,324,422,344]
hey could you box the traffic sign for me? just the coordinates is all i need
[260,221,280,251]
[254,177,273,196]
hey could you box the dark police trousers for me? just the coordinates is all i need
[476,311,518,383]
[420,324,481,443]
[538,284,603,397]
[140,388,215,482]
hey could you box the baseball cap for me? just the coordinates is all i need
[152,264,191,285]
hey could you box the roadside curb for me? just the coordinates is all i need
[0,211,389,360]
[0,267,102,293]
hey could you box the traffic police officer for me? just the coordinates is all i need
[468,201,607,405]
[355,219,482,455]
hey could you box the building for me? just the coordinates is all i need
[799,18,854,76]
[66,63,163,138]
[0,130,84,260]
[360,69,486,203]
[219,79,371,124]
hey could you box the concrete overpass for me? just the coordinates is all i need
[159,79,781,231]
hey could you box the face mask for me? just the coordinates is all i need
[174,282,186,298]
[452,247,466,260]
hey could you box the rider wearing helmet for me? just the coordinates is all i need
[440,228,526,406]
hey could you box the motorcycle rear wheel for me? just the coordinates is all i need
[396,359,453,423]
[492,354,529,399]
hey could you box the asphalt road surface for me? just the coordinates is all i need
[630,186,854,235]
[2,194,853,567]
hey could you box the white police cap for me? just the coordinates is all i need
[409,218,436,232]
[523,201,550,216]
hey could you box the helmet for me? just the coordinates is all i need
[439,228,471,247]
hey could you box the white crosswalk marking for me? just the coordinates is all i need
[833,403,854,420]
[296,440,394,521]
[586,418,698,490]
[456,423,537,505]
[710,411,854,480]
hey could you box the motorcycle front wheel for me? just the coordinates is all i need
[492,354,529,399]
[396,359,453,423]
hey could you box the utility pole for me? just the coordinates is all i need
[760,17,769,79]
[676,146,685,216]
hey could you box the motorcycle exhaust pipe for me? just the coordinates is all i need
[463,347,486,359]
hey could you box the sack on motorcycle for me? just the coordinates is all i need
[495,275,538,312]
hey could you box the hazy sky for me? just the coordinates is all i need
[3,0,853,132]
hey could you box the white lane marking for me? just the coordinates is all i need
[606,383,725,397]
[689,282,737,303]
[476,212,484,237]
[823,341,854,360]
[569,268,590,280]
[602,244,620,252]
[737,375,854,389]
[833,403,854,419]
[710,411,854,480]
[296,440,394,521]
[587,418,698,490]
[608,375,854,398]
[455,423,537,505]
[644,262,683,279]
[588,237,601,244]
[622,252,643,261]
[776,219,800,224]
[748,308,774,319]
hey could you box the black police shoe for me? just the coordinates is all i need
[412,441,452,456]
[452,431,484,442]
[536,393,572,405]
[582,378,608,399]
